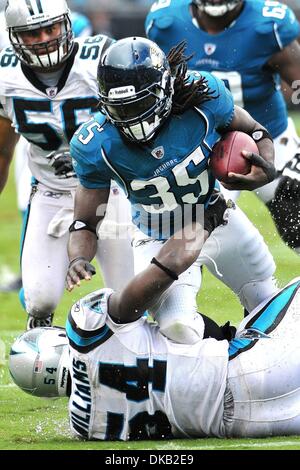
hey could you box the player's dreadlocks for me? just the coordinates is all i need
[167,41,217,115]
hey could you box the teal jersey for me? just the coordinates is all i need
[71,72,234,239]
[146,0,300,138]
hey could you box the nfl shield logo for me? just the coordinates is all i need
[204,43,216,55]
[46,87,58,98]
[151,146,164,159]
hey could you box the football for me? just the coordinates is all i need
[210,131,258,183]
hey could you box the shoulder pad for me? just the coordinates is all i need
[188,70,218,91]
[150,0,189,13]
[150,0,172,13]
[187,70,205,82]
[155,16,174,29]
[67,288,114,352]
[254,2,298,34]
[255,20,276,36]
[0,45,14,54]
[75,34,111,45]
[0,47,19,69]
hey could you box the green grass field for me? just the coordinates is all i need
[0,114,300,451]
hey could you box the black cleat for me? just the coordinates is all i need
[26,313,54,330]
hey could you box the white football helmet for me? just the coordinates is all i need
[5,0,74,69]
[194,0,241,17]
[9,327,69,397]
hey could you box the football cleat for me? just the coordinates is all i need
[26,313,54,331]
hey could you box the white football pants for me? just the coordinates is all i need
[21,182,134,319]
[226,279,300,437]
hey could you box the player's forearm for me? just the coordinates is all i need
[110,224,209,323]
[68,231,98,262]
[227,106,274,164]
[155,223,209,276]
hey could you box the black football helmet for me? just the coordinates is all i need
[97,37,174,142]
[194,0,241,16]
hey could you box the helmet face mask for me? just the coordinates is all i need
[98,37,174,143]
[9,327,69,398]
[194,0,241,17]
[5,0,74,69]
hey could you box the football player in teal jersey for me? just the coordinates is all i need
[68,37,278,344]
[146,0,300,253]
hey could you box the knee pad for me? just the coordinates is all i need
[267,175,300,250]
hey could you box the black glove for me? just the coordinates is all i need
[220,321,237,341]
[204,191,230,235]
[47,150,77,179]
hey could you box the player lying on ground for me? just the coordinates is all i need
[9,196,300,440]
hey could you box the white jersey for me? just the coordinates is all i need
[0,35,112,190]
[66,289,229,441]
[0,11,9,50]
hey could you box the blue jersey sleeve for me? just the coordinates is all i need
[70,124,112,190]
[190,71,234,130]
[254,3,300,51]
[145,0,190,53]
[275,6,300,49]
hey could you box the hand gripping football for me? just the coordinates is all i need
[210,131,258,183]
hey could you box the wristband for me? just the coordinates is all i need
[69,220,98,239]
[251,129,273,143]
[151,257,179,281]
